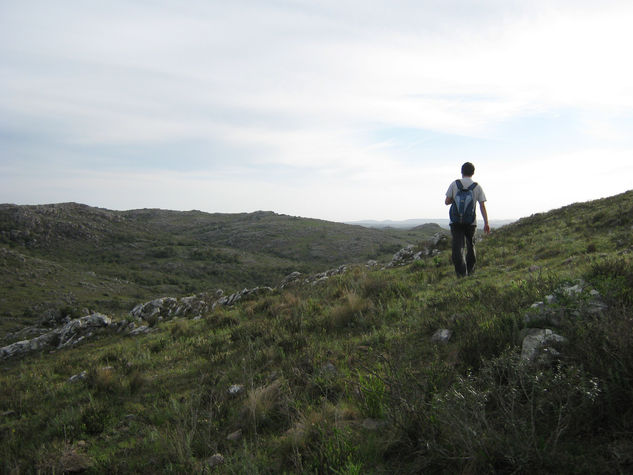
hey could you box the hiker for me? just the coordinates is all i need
[444,162,490,277]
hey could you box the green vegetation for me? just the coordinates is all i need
[1,191,633,473]
[0,204,444,332]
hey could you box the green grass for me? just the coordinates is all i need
[0,204,445,332]
[1,191,633,473]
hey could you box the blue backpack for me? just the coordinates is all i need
[449,180,478,224]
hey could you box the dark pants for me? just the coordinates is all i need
[450,223,477,277]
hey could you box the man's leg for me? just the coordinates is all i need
[450,224,467,277]
[465,225,477,275]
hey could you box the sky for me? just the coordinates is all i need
[1,0,633,223]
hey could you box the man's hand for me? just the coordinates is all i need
[484,223,490,235]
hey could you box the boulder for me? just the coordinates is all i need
[431,329,453,343]
[521,328,567,364]
[130,294,217,322]
[280,272,303,288]
[1,313,111,359]
[58,314,111,348]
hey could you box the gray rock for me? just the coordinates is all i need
[320,362,337,375]
[206,453,225,468]
[431,329,453,343]
[128,325,151,336]
[1,313,111,359]
[563,282,584,296]
[68,371,88,383]
[131,294,214,322]
[388,245,417,267]
[280,271,303,288]
[58,314,111,348]
[226,429,242,442]
[521,328,567,363]
[228,384,244,396]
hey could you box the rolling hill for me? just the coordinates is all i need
[1,191,632,473]
[0,203,445,332]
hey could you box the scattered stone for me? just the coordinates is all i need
[227,429,243,442]
[529,265,541,273]
[228,384,244,396]
[206,453,225,469]
[320,362,337,375]
[68,371,88,383]
[431,329,452,343]
[563,283,583,296]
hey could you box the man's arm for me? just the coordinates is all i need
[445,196,453,205]
[480,202,490,234]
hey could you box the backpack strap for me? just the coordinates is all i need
[468,182,478,191]
[456,180,464,191]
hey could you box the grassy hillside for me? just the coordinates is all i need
[1,191,633,473]
[0,203,444,332]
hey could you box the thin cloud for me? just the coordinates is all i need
[1,0,633,220]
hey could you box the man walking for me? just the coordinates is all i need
[445,162,490,277]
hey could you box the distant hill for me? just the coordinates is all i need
[346,218,515,229]
[0,203,447,327]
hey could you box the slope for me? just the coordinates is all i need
[0,203,444,331]
[1,190,632,473]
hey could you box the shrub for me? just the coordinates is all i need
[426,353,602,473]
[127,370,149,395]
[280,404,361,473]
[361,275,412,302]
[81,401,113,435]
[326,292,372,331]
[588,257,633,306]
[86,366,121,394]
[244,379,290,433]
[355,371,387,419]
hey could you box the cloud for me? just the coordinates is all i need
[1,0,633,219]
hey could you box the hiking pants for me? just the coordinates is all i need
[450,223,476,277]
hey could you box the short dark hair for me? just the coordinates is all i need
[461,162,475,177]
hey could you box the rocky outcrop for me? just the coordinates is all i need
[129,287,275,324]
[212,287,275,308]
[130,292,223,322]
[524,280,608,328]
[520,328,567,364]
[520,281,607,365]
[279,265,351,289]
[1,313,111,359]
[387,233,448,267]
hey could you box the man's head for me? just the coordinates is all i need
[461,162,475,177]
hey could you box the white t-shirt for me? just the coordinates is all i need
[446,177,487,204]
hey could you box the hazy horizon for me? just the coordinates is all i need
[2,1,633,222]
